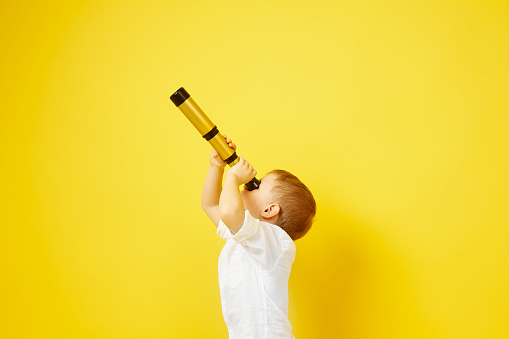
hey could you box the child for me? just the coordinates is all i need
[201,135,316,339]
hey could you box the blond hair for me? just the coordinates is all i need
[268,169,316,240]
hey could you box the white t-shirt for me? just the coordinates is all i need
[217,210,296,339]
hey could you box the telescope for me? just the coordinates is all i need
[170,87,261,191]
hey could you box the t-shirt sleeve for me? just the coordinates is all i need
[217,209,258,242]
[217,210,295,270]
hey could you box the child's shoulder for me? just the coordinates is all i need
[257,219,295,247]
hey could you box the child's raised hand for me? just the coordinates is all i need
[226,156,257,185]
[210,134,236,168]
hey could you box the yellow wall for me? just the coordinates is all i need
[1,1,508,338]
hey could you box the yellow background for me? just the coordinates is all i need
[1,0,508,338]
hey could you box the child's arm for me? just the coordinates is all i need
[201,135,236,227]
[219,157,257,234]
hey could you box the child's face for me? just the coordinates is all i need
[240,173,277,220]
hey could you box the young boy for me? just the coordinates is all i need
[201,135,316,339]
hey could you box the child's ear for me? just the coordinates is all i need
[261,204,280,219]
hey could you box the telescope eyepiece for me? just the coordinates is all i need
[170,87,190,107]
[245,177,261,191]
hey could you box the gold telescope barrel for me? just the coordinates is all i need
[170,87,261,191]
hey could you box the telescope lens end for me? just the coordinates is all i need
[170,87,190,107]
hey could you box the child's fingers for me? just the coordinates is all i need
[223,134,237,150]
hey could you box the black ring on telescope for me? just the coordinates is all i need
[224,152,238,165]
[203,126,219,141]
